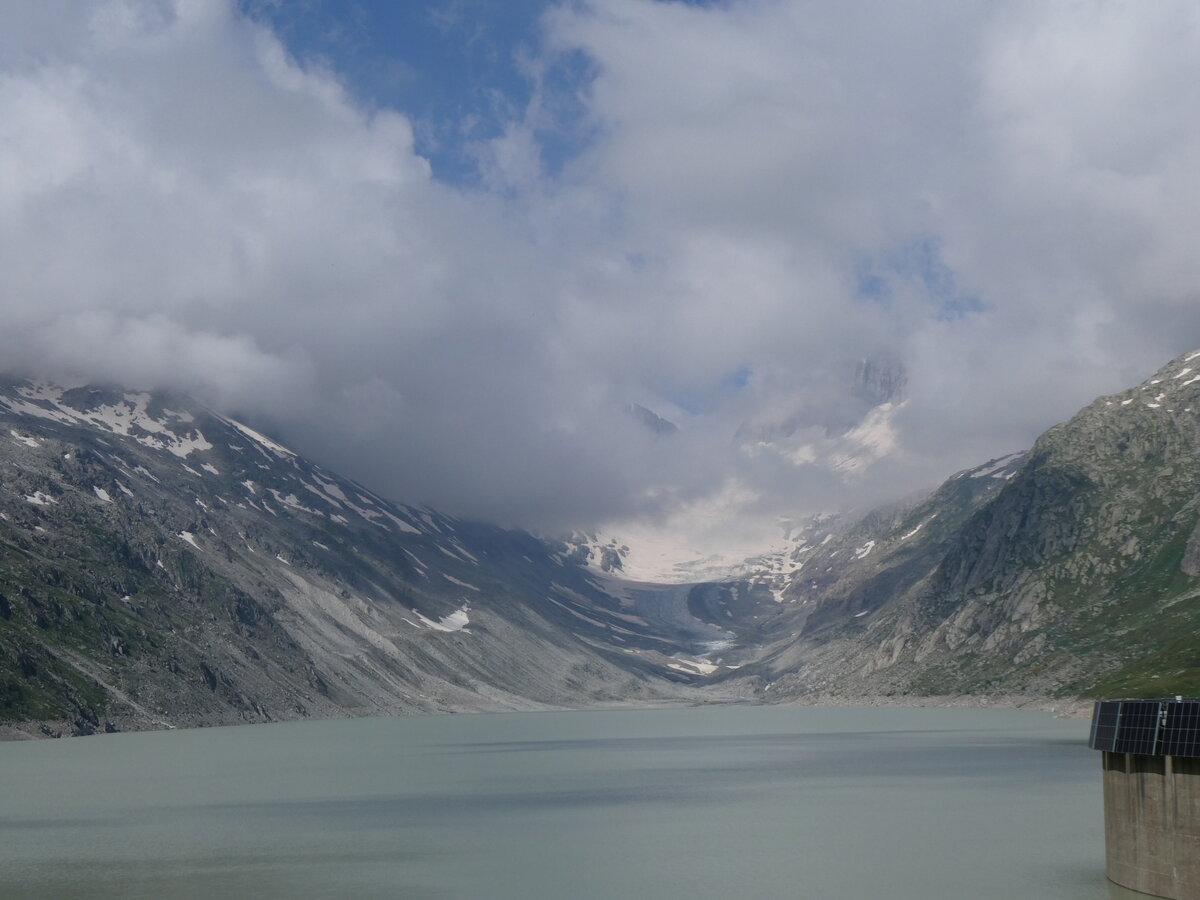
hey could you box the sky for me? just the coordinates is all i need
[2,0,1200,562]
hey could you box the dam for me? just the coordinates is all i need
[1089,698,1200,899]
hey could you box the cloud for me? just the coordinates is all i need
[2,0,1200,551]
[529,0,1200,507]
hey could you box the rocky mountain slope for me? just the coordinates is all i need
[742,350,1200,702]
[0,379,744,736]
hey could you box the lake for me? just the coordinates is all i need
[0,705,1143,899]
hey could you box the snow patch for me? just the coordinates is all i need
[303,481,343,509]
[449,540,480,563]
[178,531,200,550]
[436,543,472,563]
[413,605,471,633]
[93,487,112,503]
[50,389,213,457]
[314,478,347,502]
[899,515,936,540]
[666,658,719,676]
[343,497,389,528]
[132,465,160,484]
[443,574,481,592]
[24,491,57,506]
[137,431,213,458]
[383,511,421,534]
[219,417,296,458]
[853,540,876,560]
[269,489,323,516]
[10,431,39,448]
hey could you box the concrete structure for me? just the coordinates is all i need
[1089,699,1200,900]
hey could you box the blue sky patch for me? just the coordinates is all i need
[240,0,596,186]
[668,365,752,415]
[856,237,987,321]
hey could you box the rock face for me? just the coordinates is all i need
[741,350,1200,702]
[0,379,734,735]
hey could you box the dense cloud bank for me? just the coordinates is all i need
[2,0,1199,541]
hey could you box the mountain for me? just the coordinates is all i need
[0,379,746,736]
[738,350,1200,702]
[6,349,1200,737]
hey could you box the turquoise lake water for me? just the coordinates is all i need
[0,705,1144,899]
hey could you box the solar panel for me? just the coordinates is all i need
[1112,701,1162,755]
[1160,701,1200,757]
[1088,699,1200,758]
[1089,701,1122,752]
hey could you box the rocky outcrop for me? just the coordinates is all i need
[1181,519,1200,578]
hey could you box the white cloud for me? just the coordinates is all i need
[533,0,1200,502]
[2,0,1200,554]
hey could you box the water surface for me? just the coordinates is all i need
[0,705,1142,898]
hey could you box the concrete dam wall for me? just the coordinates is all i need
[1090,699,1200,900]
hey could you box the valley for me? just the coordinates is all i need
[3,350,1200,737]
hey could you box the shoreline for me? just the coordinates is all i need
[0,690,1093,742]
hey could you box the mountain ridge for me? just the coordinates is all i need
[741,349,1200,703]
